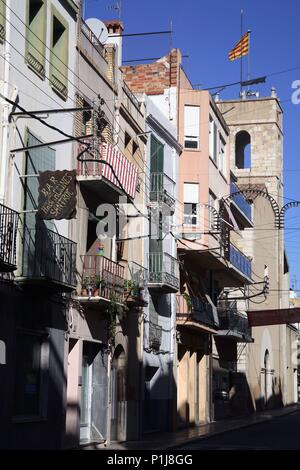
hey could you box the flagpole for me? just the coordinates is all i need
[240,9,243,96]
[247,29,251,90]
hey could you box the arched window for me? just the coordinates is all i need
[235,131,251,169]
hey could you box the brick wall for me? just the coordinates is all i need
[121,48,182,95]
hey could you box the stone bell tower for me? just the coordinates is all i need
[216,88,283,199]
[217,90,293,410]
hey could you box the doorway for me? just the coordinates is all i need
[80,342,108,443]
[110,345,127,441]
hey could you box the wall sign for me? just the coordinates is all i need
[38,170,77,220]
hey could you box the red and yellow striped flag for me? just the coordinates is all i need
[228,32,249,61]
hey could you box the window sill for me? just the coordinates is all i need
[50,75,68,101]
[184,147,200,152]
[25,58,46,81]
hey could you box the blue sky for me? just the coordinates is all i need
[84,0,300,290]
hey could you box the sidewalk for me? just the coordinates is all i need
[82,404,300,451]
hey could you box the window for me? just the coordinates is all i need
[125,132,131,148]
[209,191,217,230]
[24,131,56,231]
[219,134,226,175]
[184,105,200,149]
[235,131,251,169]
[25,0,46,78]
[184,183,199,225]
[13,332,48,418]
[209,116,218,164]
[50,8,69,99]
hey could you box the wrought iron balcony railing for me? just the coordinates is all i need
[77,142,138,200]
[149,323,162,351]
[81,19,106,58]
[177,294,219,329]
[230,181,252,222]
[228,244,252,279]
[150,173,176,213]
[123,81,142,111]
[81,255,125,303]
[125,261,148,305]
[148,252,179,293]
[21,226,77,290]
[0,204,19,272]
[217,300,252,342]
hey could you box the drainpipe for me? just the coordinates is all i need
[0,0,11,205]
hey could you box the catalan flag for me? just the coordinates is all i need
[228,32,249,61]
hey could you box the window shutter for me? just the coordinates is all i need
[50,9,69,99]
[184,105,200,149]
[26,0,46,78]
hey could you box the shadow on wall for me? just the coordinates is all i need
[255,377,284,412]
[227,372,255,418]
[0,285,69,450]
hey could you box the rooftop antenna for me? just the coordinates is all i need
[106,1,122,20]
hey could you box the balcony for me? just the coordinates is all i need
[217,300,253,342]
[77,142,138,205]
[17,226,77,292]
[228,244,252,281]
[148,252,179,293]
[80,255,125,305]
[121,82,145,131]
[78,19,108,73]
[177,294,219,332]
[150,173,176,214]
[0,204,19,272]
[125,261,148,306]
[230,181,253,226]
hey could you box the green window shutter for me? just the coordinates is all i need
[150,135,164,173]
[50,9,69,100]
[25,0,46,78]
[0,0,6,43]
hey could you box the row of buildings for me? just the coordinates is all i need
[0,0,298,449]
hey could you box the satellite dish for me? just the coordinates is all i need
[86,18,109,44]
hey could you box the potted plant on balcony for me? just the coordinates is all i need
[81,277,92,296]
[183,292,192,313]
[92,274,102,296]
[124,279,146,306]
[105,292,128,344]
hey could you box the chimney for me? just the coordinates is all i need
[104,20,124,67]
[271,86,277,98]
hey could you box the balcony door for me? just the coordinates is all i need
[150,135,164,200]
[23,131,55,278]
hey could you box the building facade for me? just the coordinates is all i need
[0,0,79,449]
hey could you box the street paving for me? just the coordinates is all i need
[178,410,300,450]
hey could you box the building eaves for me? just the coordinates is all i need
[146,113,183,155]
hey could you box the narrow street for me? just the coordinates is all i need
[178,410,300,450]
